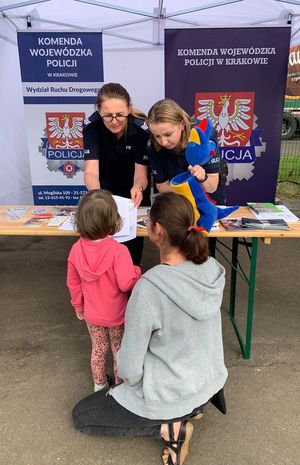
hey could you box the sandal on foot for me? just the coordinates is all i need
[190,407,203,421]
[161,420,194,465]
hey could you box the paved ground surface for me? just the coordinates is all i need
[1,203,300,465]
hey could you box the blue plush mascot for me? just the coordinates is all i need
[170,118,239,232]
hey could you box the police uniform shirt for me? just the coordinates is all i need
[84,113,149,200]
[149,128,225,204]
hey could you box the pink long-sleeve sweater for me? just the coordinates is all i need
[67,237,141,326]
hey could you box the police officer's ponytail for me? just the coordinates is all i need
[149,192,209,264]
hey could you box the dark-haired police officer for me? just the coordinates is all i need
[83,83,150,265]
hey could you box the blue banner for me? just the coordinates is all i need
[165,27,291,204]
[18,32,103,82]
[17,31,103,205]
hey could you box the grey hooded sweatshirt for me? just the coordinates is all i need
[110,257,228,420]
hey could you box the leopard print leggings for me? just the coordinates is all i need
[86,323,124,385]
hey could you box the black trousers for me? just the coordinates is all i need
[72,388,204,438]
[209,237,217,258]
[123,237,144,266]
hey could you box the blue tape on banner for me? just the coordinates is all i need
[23,97,96,104]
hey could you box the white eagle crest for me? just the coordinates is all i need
[197,94,252,146]
[48,114,83,149]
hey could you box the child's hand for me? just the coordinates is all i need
[76,311,85,320]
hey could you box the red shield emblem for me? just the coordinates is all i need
[46,112,85,149]
[195,92,255,147]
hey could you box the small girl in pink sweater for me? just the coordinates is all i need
[67,189,141,391]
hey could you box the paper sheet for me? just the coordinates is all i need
[58,195,138,243]
[251,205,299,222]
[113,199,137,243]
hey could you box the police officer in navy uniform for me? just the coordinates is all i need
[147,98,227,257]
[149,126,226,205]
[84,83,150,265]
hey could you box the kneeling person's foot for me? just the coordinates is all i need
[160,420,194,465]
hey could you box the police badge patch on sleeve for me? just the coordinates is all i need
[133,118,149,131]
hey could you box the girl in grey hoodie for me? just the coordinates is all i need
[73,191,228,465]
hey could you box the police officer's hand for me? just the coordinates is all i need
[188,164,207,182]
[130,185,144,207]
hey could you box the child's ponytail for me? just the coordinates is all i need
[149,192,209,264]
[183,227,209,264]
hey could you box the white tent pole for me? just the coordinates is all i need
[0,0,50,12]
[1,0,296,47]
[291,26,300,36]
[166,17,286,27]
[8,14,94,30]
[166,16,291,27]
[0,33,17,45]
[158,0,165,18]
[165,17,210,27]
[247,15,293,25]
[103,30,160,45]
[4,14,160,45]
[165,0,243,18]
[1,13,153,33]
[101,17,152,31]
[74,0,156,18]
[1,12,19,30]
[153,3,165,44]
[275,0,300,5]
